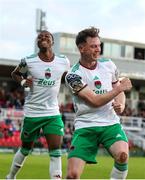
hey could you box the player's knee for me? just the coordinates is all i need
[49,149,62,157]
[66,170,79,179]
[116,151,128,163]
[66,165,82,179]
[20,147,32,156]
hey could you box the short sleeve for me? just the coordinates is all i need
[111,61,119,84]
[65,57,70,71]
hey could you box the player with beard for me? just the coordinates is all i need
[6,30,70,179]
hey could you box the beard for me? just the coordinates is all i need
[40,47,47,53]
[92,52,100,59]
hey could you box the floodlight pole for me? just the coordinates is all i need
[35,9,48,53]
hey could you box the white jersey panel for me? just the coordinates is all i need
[66,58,120,130]
[19,54,70,117]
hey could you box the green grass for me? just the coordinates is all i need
[0,153,145,179]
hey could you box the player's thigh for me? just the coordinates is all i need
[67,157,86,178]
[45,134,63,149]
[101,124,129,162]
[102,123,128,150]
[22,141,34,149]
[21,117,40,142]
[109,140,129,162]
[43,115,64,149]
[43,115,64,136]
[68,127,99,164]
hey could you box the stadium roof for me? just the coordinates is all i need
[0,58,19,66]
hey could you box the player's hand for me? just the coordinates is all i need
[21,76,33,88]
[25,76,33,87]
[119,78,132,91]
[112,101,125,115]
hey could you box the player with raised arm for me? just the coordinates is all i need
[6,30,70,179]
[65,27,132,179]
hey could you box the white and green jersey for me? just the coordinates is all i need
[19,54,70,117]
[65,58,120,130]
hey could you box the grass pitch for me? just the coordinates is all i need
[0,153,145,179]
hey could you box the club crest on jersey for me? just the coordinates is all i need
[94,76,101,89]
[45,68,51,79]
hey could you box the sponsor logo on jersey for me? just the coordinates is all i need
[94,89,107,94]
[45,68,51,79]
[37,79,55,86]
[35,68,55,86]
[93,76,107,94]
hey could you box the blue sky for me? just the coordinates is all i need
[0,0,145,59]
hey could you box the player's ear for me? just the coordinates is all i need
[78,44,85,53]
[51,41,54,45]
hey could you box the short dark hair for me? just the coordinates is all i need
[75,27,100,46]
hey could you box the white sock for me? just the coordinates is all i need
[49,156,62,179]
[7,149,27,179]
[110,166,128,180]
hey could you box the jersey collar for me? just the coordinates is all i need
[79,60,97,70]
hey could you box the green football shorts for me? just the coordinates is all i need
[68,123,128,164]
[21,115,64,142]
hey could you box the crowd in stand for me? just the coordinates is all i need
[0,116,73,150]
[0,87,24,109]
[0,86,145,150]
[0,117,21,148]
[122,103,145,118]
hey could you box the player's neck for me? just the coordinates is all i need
[79,58,97,70]
[38,51,54,62]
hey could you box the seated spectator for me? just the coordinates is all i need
[0,87,7,108]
